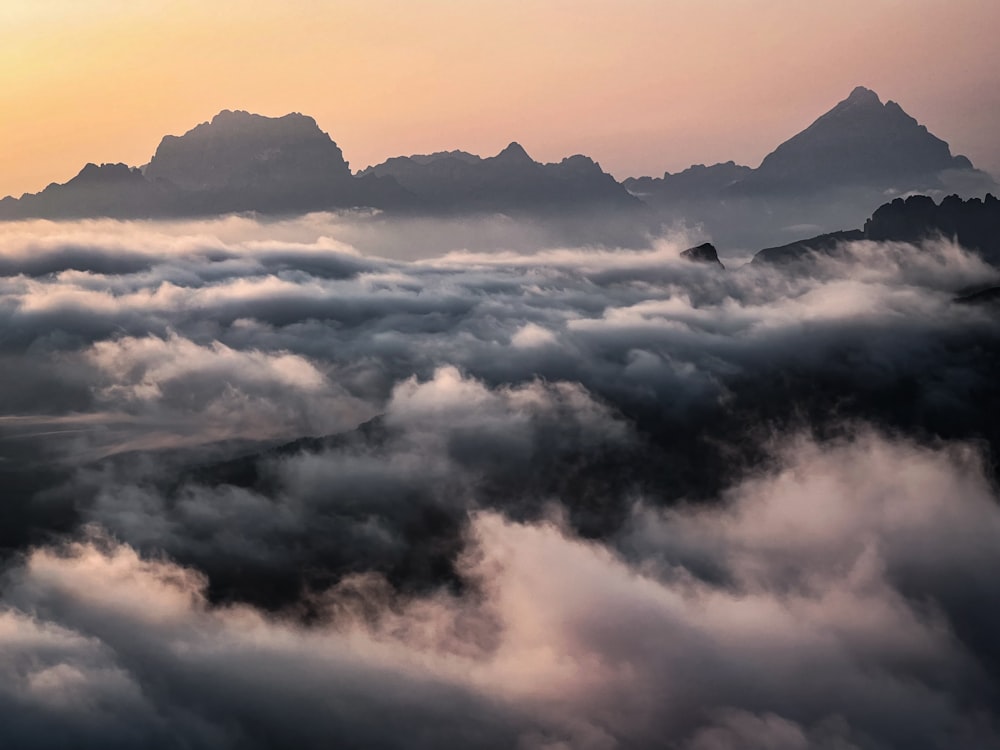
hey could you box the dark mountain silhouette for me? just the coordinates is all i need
[865,193,1000,262]
[359,142,641,213]
[625,87,994,249]
[628,86,984,205]
[734,87,976,193]
[752,194,1000,266]
[0,110,413,219]
[0,91,994,234]
[0,114,641,220]
[0,162,177,219]
[680,242,725,268]
[751,229,866,266]
[144,110,353,190]
[139,109,413,214]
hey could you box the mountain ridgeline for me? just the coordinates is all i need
[0,110,637,220]
[359,142,640,213]
[752,193,1000,268]
[0,89,996,253]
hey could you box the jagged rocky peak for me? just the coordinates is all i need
[144,110,352,191]
[864,193,1000,263]
[680,242,724,268]
[735,86,974,192]
[753,193,1000,267]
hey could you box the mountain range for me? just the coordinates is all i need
[0,87,995,250]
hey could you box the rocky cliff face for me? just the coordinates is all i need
[865,193,1000,262]
[752,194,1000,266]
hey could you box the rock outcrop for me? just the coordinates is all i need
[752,194,1000,266]
[680,242,725,268]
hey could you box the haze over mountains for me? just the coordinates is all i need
[0,86,994,251]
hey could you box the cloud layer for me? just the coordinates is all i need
[0,212,998,747]
[3,433,999,749]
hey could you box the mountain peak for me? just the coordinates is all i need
[145,109,350,191]
[846,86,881,105]
[734,88,971,192]
[494,142,533,163]
[680,242,724,268]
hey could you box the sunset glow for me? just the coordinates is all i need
[2,0,999,196]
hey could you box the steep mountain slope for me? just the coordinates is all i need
[734,86,975,193]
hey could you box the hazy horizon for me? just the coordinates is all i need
[2,0,999,197]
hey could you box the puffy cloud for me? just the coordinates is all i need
[2,432,999,748]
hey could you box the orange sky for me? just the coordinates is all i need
[2,0,998,197]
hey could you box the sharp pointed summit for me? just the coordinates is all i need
[492,142,533,163]
[733,86,974,193]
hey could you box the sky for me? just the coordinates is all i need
[1,0,999,198]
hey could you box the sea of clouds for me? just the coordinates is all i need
[1,211,998,748]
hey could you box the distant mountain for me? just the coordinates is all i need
[0,93,994,231]
[144,110,353,191]
[0,113,642,220]
[359,143,641,213]
[0,162,177,219]
[734,87,978,194]
[631,87,988,201]
[624,86,995,249]
[752,193,1000,266]
[138,109,411,213]
[624,161,752,202]
[0,110,410,219]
